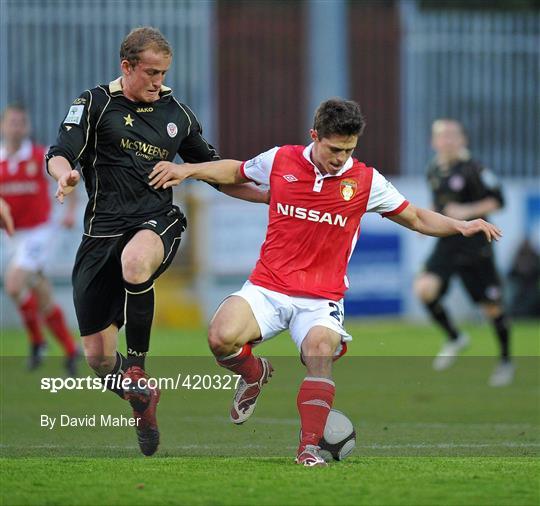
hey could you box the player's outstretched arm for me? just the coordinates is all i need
[0,198,14,236]
[219,183,270,204]
[388,203,502,242]
[149,160,249,189]
[47,155,80,204]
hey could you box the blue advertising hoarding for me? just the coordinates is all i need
[345,232,403,316]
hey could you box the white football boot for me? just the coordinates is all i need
[489,360,515,387]
[295,445,327,467]
[230,357,273,424]
[432,333,470,371]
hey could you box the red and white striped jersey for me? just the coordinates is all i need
[240,144,409,300]
[0,140,51,229]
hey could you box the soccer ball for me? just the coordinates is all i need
[318,409,356,462]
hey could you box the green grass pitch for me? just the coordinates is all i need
[1,320,539,505]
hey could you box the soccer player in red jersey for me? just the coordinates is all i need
[149,99,502,466]
[0,104,79,374]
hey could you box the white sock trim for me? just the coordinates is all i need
[303,377,335,386]
[125,284,155,295]
[218,346,245,361]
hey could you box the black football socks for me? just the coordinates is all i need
[493,314,511,362]
[426,300,460,341]
[124,278,154,370]
[99,351,127,398]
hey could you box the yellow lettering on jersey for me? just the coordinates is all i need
[120,138,169,161]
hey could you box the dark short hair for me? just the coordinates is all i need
[120,26,172,66]
[313,98,366,140]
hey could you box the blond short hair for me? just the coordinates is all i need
[120,27,172,66]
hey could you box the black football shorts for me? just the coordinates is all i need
[424,239,503,304]
[72,206,187,336]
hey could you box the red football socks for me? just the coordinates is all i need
[217,344,262,383]
[18,292,45,346]
[44,305,77,356]
[297,377,335,450]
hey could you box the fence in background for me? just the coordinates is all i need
[0,0,215,146]
[1,0,539,326]
[1,1,537,175]
[400,1,540,177]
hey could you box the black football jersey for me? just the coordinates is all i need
[427,157,505,254]
[427,158,504,215]
[46,78,219,236]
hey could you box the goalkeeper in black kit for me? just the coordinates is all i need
[46,26,267,455]
[414,118,513,387]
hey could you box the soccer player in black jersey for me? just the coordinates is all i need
[46,27,268,456]
[414,119,513,386]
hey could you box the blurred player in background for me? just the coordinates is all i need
[414,118,513,386]
[0,104,79,375]
[46,27,267,456]
[149,99,502,466]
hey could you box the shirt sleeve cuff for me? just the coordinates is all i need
[239,161,255,182]
[382,200,410,217]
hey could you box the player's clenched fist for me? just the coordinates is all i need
[149,161,191,189]
[56,170,80,204]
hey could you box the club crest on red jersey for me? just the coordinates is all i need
[25,160,38,177]
[340,179,357,201]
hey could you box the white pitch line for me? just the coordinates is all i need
[0,444,292,450]
[175,416,540,431]
[358,442,540,449]
[1,442,539,451]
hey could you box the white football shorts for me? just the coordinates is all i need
[4,222,54,273]
[230,280,352,356]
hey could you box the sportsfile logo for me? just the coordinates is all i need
[276,202,348,227]
[40,374,242,393]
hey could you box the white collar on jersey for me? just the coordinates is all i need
[0,138,33,163]
[109,77,172,96]
[302,142,354,178]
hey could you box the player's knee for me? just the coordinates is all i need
[482,303,503,319]
[121,253,152,284]
[303,335,336,358]
[208,323,238,356]
[414,276,438,303]
[4,281,22,301]
[4,271,25,301]
[85,354,116,375]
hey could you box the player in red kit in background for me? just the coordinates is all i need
[149,99,502,467]
[0,104,79,374]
